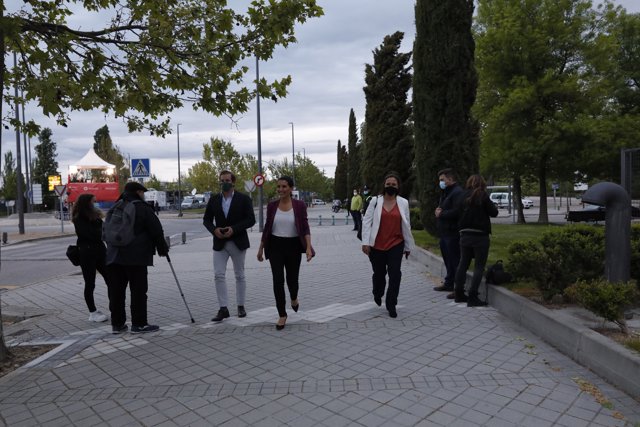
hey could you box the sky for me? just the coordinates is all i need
[2,0,639,186]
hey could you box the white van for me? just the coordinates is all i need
[490,192,512,208]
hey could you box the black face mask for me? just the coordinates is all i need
[384,186,398,196]
[220,182,233,192]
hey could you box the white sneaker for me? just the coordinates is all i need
[88,311,108,322]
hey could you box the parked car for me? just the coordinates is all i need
[312,199,326,205]
[490,192,534,209]
[181,196,199,209]
[521,198,534,209]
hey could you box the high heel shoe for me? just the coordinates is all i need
[291,299,299,312]
[276,316,287,330]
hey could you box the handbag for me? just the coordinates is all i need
[66,245,81,266]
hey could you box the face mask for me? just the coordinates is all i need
[221,182,233,192]
[363,190,369,195]
[384,186,398,196]
[439,180,447,190]
[353,191,358,196]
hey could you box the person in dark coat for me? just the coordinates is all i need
[453,174,499,307]
[257,176,314,330]
[105,182,169,334]
[203,170,256,322]
[72,193,109,323]
[434,168,464,297]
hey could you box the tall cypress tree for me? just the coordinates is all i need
[413,0,479,234]
[32,128,59,189]
[361,32,413,196]
[333,140,348,201]
[93,125,130,190]
[346,108,361,193]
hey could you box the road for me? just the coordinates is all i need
[0,217,209,288]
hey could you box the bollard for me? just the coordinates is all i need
[165,236,171,248]
[2,232,6,244]
[318,215,322,226]
[181,232,187,244]
[331,215,335,225]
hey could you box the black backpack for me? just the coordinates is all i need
[485,260,513,285]
[103,199,141,247]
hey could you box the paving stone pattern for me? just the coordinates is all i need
[1,225,639,426]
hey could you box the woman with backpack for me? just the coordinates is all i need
[71,193,109,322]
[453,174,499,307]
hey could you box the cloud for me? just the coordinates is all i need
[2,0,638,185]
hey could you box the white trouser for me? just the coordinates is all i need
[213,241,247,308]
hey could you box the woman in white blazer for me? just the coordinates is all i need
[361,172,415,318]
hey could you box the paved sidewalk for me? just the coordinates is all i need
[1,224,639,426]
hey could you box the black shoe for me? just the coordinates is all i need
[212,307,230,322]
[112,324,128,334]
[446,292,455,299]
[433,284,454,292]
[291,300,299,312]
[276,316,287,330]
[454,290,468,303]
[131,324,159,334]
[374,296,382,306]
[238,306,247,318]
[387,307,397,318]
[467,295,488,307]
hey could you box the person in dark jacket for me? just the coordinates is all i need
[434,168,464,296]
[453,174,499,307]
[203,170,256,322]
[105,182,169,334]
[257,176,314,330]
[72,193,109,323]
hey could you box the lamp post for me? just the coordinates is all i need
[289,122,295,186]
[177,123,183,217]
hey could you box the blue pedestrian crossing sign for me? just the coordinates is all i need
[131,158,150,178]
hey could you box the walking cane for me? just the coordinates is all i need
[166,254,195,323]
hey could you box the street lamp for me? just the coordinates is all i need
[177,123,183,217]
[289,122,295,186]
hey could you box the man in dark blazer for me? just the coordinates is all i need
[203,170,256,322]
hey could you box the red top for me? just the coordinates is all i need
[374,203,404,251]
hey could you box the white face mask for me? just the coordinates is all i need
[439,180,447,190]
[353,192,358,196]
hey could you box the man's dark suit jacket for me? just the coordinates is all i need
[203,191,256,251]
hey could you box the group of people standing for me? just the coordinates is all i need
[434,168,498,307]
[73,167,496,334]
[72,182,169,334]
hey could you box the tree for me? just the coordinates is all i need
[31,128,59,209]
[187,137,256,193]
[333,140,348,201]
[346,109,361,193]
[475,0,614,224]
[1,151,18,201]
[413,0,479,234]
[145,174,164,191]
[2,1,323,136]
[361,32,413,197]
[93,125,129,189]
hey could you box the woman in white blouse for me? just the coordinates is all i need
[257,176,314,330]
[361,172,414,318]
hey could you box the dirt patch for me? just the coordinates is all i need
[0,344,59,377]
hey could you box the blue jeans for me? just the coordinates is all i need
[439,236,460,288]
[454,234,490,297]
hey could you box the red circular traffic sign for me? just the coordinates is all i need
[253,174,265,187]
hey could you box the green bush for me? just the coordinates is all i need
[410,208,424,230]
[565,279,639,335]
[507,225,605,300]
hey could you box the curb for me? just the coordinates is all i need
[410,246,640,399]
